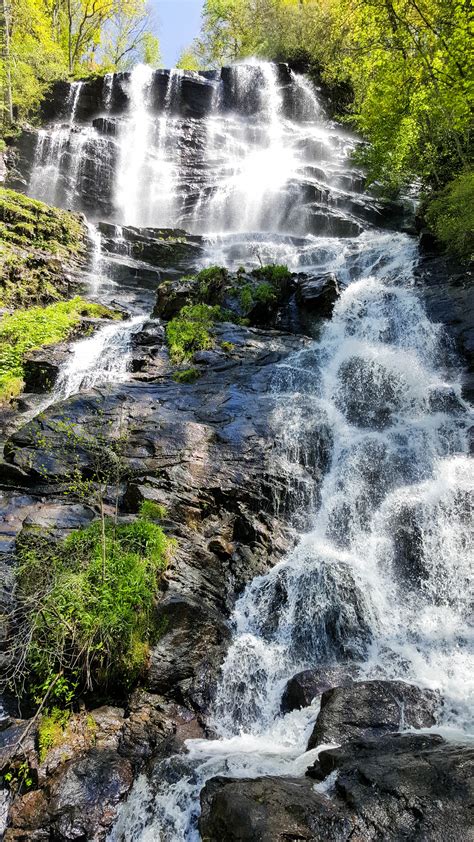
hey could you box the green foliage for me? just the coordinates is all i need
[173,367,201,383]
[239,283,254,312]
[139,499,167,520]
[0,297,115,402]
[38,707,71,761]
[196,265,228,299]
[176,47,201,71]
[4,760,33,792]
[254,264,291,284]
[166,303,221,362]
[425,171,474,259]
[220,340,235,353]
[13,512,171,701]
[1,0,161,126]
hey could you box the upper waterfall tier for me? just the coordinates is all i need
[13,62,407,236]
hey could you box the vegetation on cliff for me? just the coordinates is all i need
[0,297,116,402]
[5,501,171,705]
[0,188,86,308]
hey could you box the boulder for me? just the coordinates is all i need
[311,733,474,841]
[295,272,341,318]
[307,680,439,749]
[280,666,355,714]
[22,343,71,393]
[48,750,133,840]
[147,594,231,701]
[199,775,352,842]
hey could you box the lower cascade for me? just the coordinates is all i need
[2,60,472,841]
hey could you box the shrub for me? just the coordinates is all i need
[254,282,277,304]
[7,511,172,703]
[253,264,291,284]
[0,297,116,402]
[425,171,474,260]
[196,265,228,299]
[165,303,221,362]
[38,708,71,761]
[173,367,200,383]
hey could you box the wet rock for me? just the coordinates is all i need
[22,343,71,393]
[92,116,118,136]
[280,666,354,713]
[311,733,474,841]
[97,222,203,270]
[147,594,231,701]
[201,734,473,842]
[47,750,133,840]
[414,253,473,400]
[199,775,353,841]
[307,680,439,749]
[295,272,341,318]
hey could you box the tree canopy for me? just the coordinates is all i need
[0,0,160,124]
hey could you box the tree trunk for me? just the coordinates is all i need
[2,0,13,125]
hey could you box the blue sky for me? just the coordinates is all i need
[153,0,205,68]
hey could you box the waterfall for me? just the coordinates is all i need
[21,59,473,842]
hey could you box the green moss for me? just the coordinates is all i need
[166,303,221,362]
[425,170,474,260]
[220,341,235,353]
[0,297,116,403]
[38,708,71,762]
[173,367,200,383]
[0,188,85,255]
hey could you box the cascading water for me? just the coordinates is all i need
[22,60,473,841]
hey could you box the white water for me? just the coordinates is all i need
[23,60,473,841]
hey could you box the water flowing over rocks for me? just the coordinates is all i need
[1,60,472,840]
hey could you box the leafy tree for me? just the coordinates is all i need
[99,0,160,71]
[176,46,200,71]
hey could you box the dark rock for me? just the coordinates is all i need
[295,272,341,318]
[92,116,118,136]
[199,775,352,842]
[315,733,474,841]
[147,594,231,701]
[23,343,71,393]
[97,222,203,270]
[201,735,474,842]
[307,680,439,749]
[280,666,354,713]
[47,750,133,840]
[414,254,473,400]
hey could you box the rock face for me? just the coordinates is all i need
[307,680,439,749]
[414,252,473,400]
[200,734,474,841]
